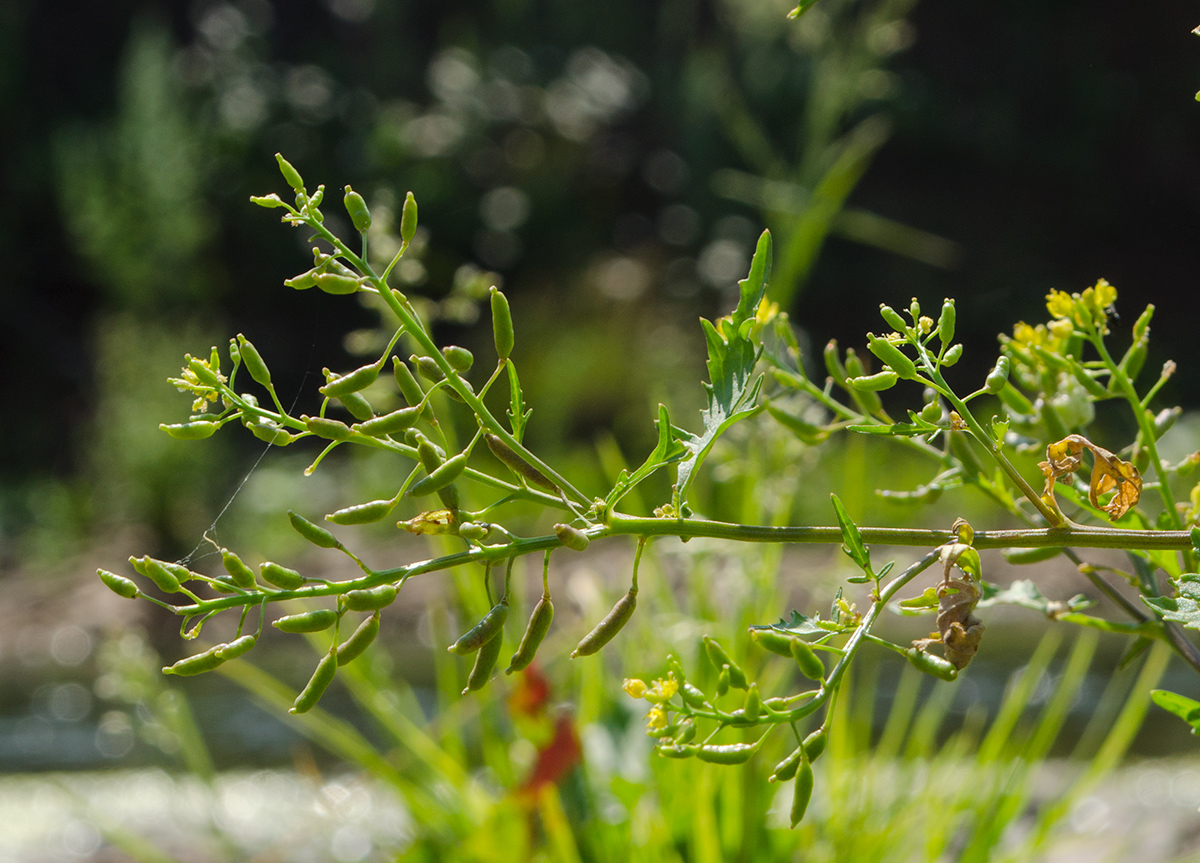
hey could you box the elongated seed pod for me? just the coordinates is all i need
[246,421,294,446]
[290,650,338,714]
[771,745,803,783]
[458,522,490,541]
[803,727,828,763]
[161,421,219,440]
[790,753,814,828]
[680,682,710,709]
[790,640,826,681]
[273,609,340,633]
[1002,546,1063,564]
[221,549,257,590]
[392,358,429,416]
[215,635,257,660]
[285,268,318,290]
[163,646,224,676]
[288,511,341,549]
[938,298,956,346]
[849,370,900,392]
[303,415,354,442]
[326,499,396,525]
[343,185,371,232]
[449,600,509,655]
[703,636,748,690]
[507,595,554,674]
[554,523,590,551]
[867,333,918,380]
[484,433,557,491]
[462,628,504,694]
[697,742,758,765]
[260,562,304,589]
[490,287,514,359]
[879,304,908,332]
[743,683,762,722]
[344,584,398,612]
[658,744,698,759]
[442,346,474,373]
[985,356,1011,394]
[276,153,305,191]
[571,588,638,658]
[337,612,381,666]
[400,192,418,244]
[132,556,180,594]
[823,340,848,387]
[904,647,958,681]
[313,273,362,295]
[236,334,271,386]
[98,569,140,599]
[407,453,469,497]
[942,344,963,366]
[355,407,419,437]
[188,356,222,388]
[412,355,444,384]
[319,363,381,398]
[335,391,374,421]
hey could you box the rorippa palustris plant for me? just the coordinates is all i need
[98,153,1200,828]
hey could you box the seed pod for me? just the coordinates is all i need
[313,273,362,295]
[918,400,942,423]
[1154,406,1182,440]
[771,745,803,783]
[507,595,554,674]
[161,421,219,440]
[1002,546,1063,565]
[276,153,305,191]
[442,346,474,373]
[743,683,762,722]
[867,333,918,380]
[996,381,1035,415]
[163,647,225,677]
[407,453,469,497]
[236,335,271,386]
[335,391,374,422]
[849,370,900,392]
[749,627,796,658]
[337,612,381,666]
[554,523,590,552]
[675,720,697,744]
[303,415,355,441]
[260,561,304,590]
[188,357,223,388]
[697,742,758,765]
[320,363,382,398]
[484,433,557,491]
[823,340,849,387]
[221,549,257,590]
[288,510,342,549]
[904,647,959,682]
[879,304,908,333]
[412,355,445,384]
[250,193,286,208]
[344,584,398,612]
[658,744,698,759]
[400,191,418,245]
[1067,360,1109,398]
[938,298,956,346]
[131,556,181,594]
[449,600,510,655]
[462,626,504,694]
[703,637,748,690]
[355,407,419,437]
[290,650,338,714]
[343,185,371,232]
[458,522,490,541]
[490,287,515,359]
[215,635,257,660]
[790,640,826,681]
[680,682,709,709]
[716,666,731,697]
[393,358,428,411]
[273,609,340,633]
[985,356,1011,394]
[98,569,140,599]
[1112,338,1148,391]
[285,268,318,290]
[571,587,638,658]
[247,421,294,446]
[765,403,827,445]
[790,752,814,828]
[942,344,964,366]
[803,727,828,763]
[326,498,396,525]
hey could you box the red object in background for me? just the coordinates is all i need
[509,665,582,798]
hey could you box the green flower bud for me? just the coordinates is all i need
[343,185,371,232]
[273,609,340,633]
[571,587,638,658]
[490,287,515,359]
[290,650,338,714]
[288,510,342,549]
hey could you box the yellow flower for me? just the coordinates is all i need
[1047,319,1074,342]
[643,675,680,704]
[1092,278,1117,309]
[1046,290,1075,319]
[755,297,779,327]
[646,705,668,730]
[623,678,648,699]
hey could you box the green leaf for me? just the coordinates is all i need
[1151,689,1200,733]
[895,587,939,614]
[830,493,872,575]
[763,610,835,638]
[787,0,822,19]
[506,360,531,442]
[673,231,771,509]
[1142,573,1200,629]
[606,404,689,509]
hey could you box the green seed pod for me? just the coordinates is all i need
[400,191,418,245]
[344,584,398,612]
[303,415,355,441]
[765,403,827,445]
[879,304,908,333]
[918,399,942,423]
[749,627,796,658]
[337,612,381,666]
[392,358,429,413]
[938,298,956,346]
[1002,546,1063,564]
[942,344,964,366]
[275,153,305,191]
[320,363,382,398]
[771,745,803,783]
[285,268,318,290]
[458,522,490,541]
[823,340,849,387]
[849,370,900,392]
[743,683,762,722]
[250,193,286,208]
[290,650,338,715]
[260,561,304,590]
[697,742,758,765]
[408,453,470,497]
[904,647,959,682]
[463,625,504,694]
[1112,338,1148,391]
[449,600,510,655]
[484,433,557,491]
[442,346,474,373]
[236,334,271,386]
[675,719,697,744]
[908,296,921,321]
[187,356,223,388]
[313,273,362,295]
[716,666,731,697]
[571,587,638,658]
[132,556,181,594]
[996,381,1035,415]
[680,682,709,709]
[215,635,257,661]
[343,185,371,232]
[703,637,748,690]
[288,510,342,549]
[163,646,225,677]
[221,549,257,590]
[1151,406,1181,440]
[554,523,590,552]
[355,407,419,437]
[507,595,554,674]
[273,609,340,633]
[1131,303,1154,342]
[867,333,918,380]
[246,421,294,446]
[326,499,396,525]
[335,391,374,422]
[790,640,826,681]
[98,569,140,599]
[412,355,445,384]
[985,356,1011,394]
[657,744,698,759]
[490,287,515,359]
[790,754,814,828]
[160,421,219,440]
[1067,360,1109,398]
[803,727,828,763]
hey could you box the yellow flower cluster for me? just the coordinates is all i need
[623,674,680,729]
[1044,279,1119,332]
